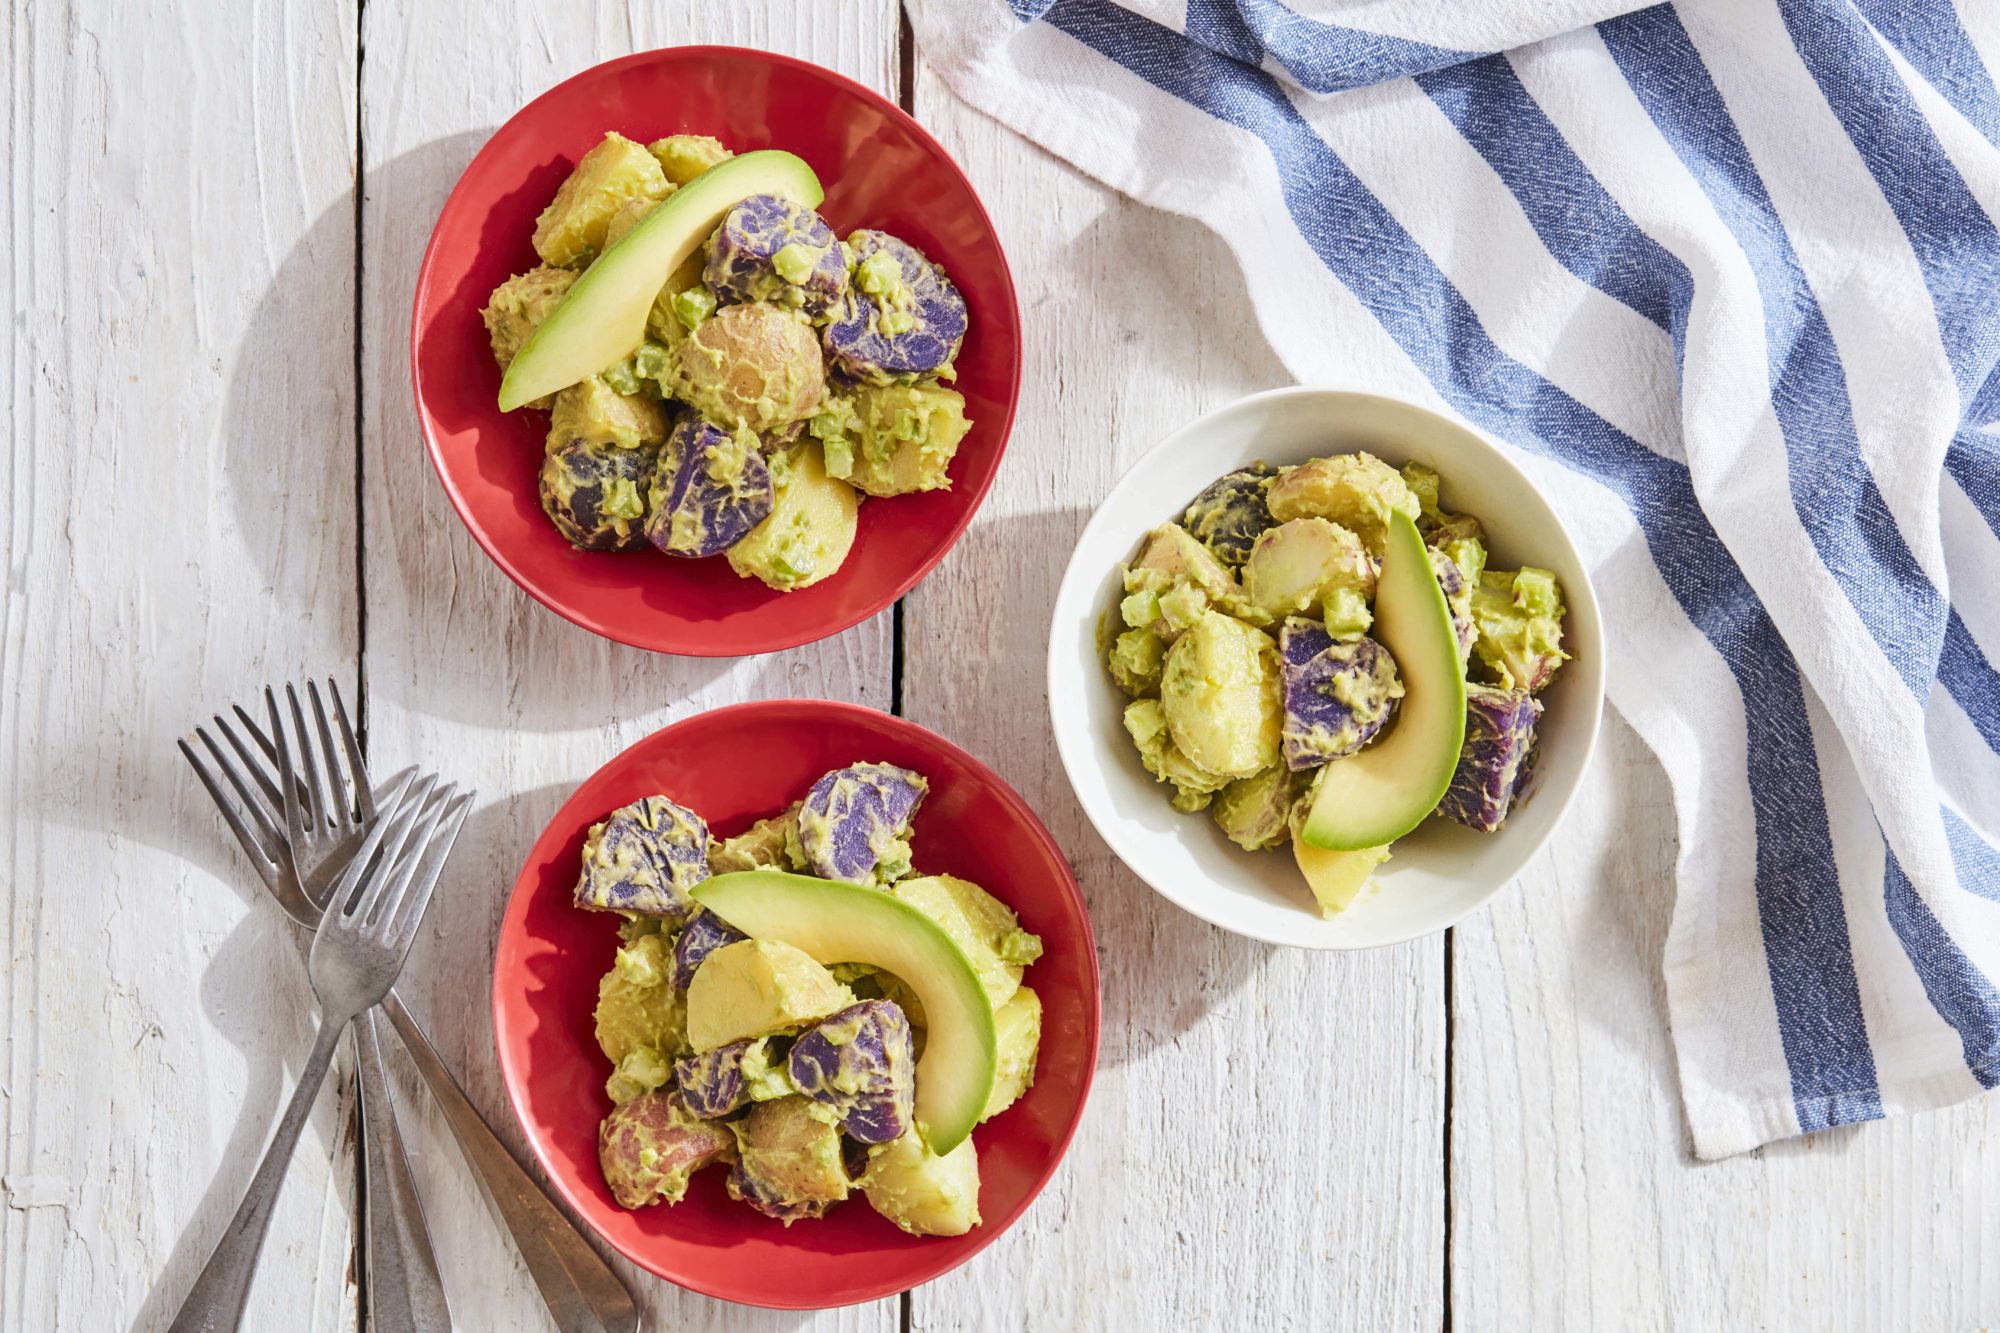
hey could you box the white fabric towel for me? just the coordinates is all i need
[909,0,2000,1157]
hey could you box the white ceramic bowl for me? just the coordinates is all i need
[1049,387,1606,949]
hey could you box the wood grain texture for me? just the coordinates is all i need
[355,2,901,1328]
[898,60,1446,1333]
[12,4,1999,1331]
[1451,710,2000,1332]
[1,2,363,1330]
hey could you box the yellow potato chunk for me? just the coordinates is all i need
[533,131,671,268]
[546,375,669,451]
[708,803,805,874]
[603,191,671,250]
[729,1096,851,1222]
[1242,517,1374,621]
[726,443,860,592]
[1265,452,1419,556]
[1294,839,1391,918]
[594,935,687,1066]
[647,134,734,185]
[889,875,1043,1009]
[979,986,1042,1122]
[1158,610,1283,780]
[684,939,854,1052]
[481,265,577,410]
[674,302,826,433]
[1122,698,1230,813]
[1211,766,1297,852]
[861,1129,981,1237]
[817,384,973,497]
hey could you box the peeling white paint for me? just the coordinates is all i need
[3,1176,75,1211]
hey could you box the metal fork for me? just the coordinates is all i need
[184,685,447,1333]
[274,680,376,893]
[184,689,641,1333]
[168,773,470,1333]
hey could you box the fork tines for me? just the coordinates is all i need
[327,775,473,950]
[180,727,285,882]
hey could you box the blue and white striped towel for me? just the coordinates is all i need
[908,0,2000,1157]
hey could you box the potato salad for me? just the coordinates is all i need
[481,131,973,591]
[1105,451,1573,917]
[572,764,1044,1236]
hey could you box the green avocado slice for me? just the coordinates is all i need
[497,150,822,411]
[692,870,998,1155]
[1300,510,1467,851]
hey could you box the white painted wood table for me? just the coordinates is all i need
[6,3,1998,1330]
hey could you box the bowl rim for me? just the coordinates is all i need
[1046,384,1606,950]
[489,697,1102,1306]
[410,45,1023,657]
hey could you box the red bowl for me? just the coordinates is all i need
[492,701,1099,1308]
[412,48,1022,655]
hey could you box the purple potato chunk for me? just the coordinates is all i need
[675,1042,751,1119]
[573,796,711,923]
[598,1089,735,1209]
[1183,467,1277,568]
[674,1035,792,1119]
[1438,683,1543,832]
[796,762,929,884]
[1278,618,1404,771]
[644,417,775,557]
[704,194,850,320]
[823,231,968,386]
[787,1000,916,1145]
[539,438,660,552]
[1430,547,1477,663]
[671,908,748,991]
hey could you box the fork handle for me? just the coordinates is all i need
[356,1008,453,1333]
[382,990,639,1333]
[168,1011,349,1333]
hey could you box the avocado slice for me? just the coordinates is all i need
[1300,511,1467,850]
[694,870,998,1155]
[498,150,822,411]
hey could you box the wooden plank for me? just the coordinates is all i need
[0,1,363,1329]
[1450,709,2000,1330]
[355,3,903,1328]
[898,62,1448,1331]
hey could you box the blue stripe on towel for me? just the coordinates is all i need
[1600,6,1947,700]
[1043,0,1883,1131]
[1418,19,2000,755]
[1941,613,2000,754]
[1779,0,2000,405]
[1884,847,2000,1088]
[1948,429,2000,534]
[1415,55,1683,334]
[1944,810,2000,905]
[1852,0,2000,149]
[1184,0,1482,93]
